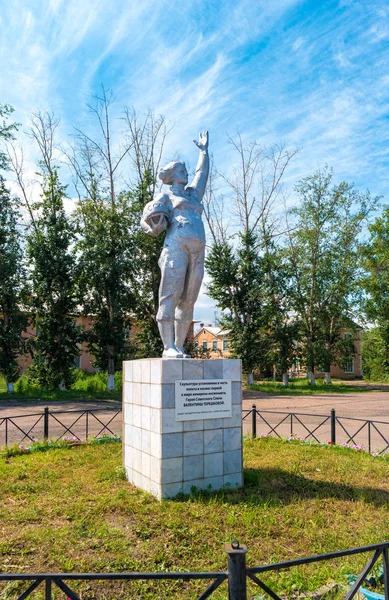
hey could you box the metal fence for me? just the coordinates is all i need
[2,405,389,455]
[243,406,389,455]
[0,407,122,447]
[1,540,388,599]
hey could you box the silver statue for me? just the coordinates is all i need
[141,130,209,358]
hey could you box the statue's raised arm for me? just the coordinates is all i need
[188,130,209,201]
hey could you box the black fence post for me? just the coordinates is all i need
[331,409,336,445]
[383,548,389,600]
[45,577,52,600]
[225,540,248,600]
[251,405,257,439]
[44,407,49,440]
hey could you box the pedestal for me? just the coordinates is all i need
[122,358,243,499]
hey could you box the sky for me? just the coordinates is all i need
[1,0,389,324]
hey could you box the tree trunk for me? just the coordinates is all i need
[307,370,316,386]
[6,380,14,393]
[246,371,254,386]
[273,367,277,380]
[282,372,289,387]
[107,356,115,391]
[324,372,331,384]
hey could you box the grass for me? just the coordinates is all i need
[1,438,389,599]
[0,372,122,401]
[248,378,379,395]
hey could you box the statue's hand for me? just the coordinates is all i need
[193,130,209,151]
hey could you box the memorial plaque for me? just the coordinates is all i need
[175,379,232,421]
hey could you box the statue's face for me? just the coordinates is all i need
[173,163,188,186]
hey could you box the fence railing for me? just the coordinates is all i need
[1,540,388,599]
[243,406,389,455]
[2,405,389,455]
[0,407,122,447]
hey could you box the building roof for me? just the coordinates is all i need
[194,326,231,338]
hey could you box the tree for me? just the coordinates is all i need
[0,104,27,392]
[286,167,378,384]
[23,113,82,390]
[205,136,297,384]
[0,179,27,391]
[361,327,389,382]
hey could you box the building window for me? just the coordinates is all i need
[223,339,229,351]
[202,341,208,350]
[212,340,217,351]
[344,358,354,373]
[72,355,81,369]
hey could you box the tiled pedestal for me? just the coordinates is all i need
[122,358,243,499]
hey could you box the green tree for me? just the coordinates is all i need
[0,179,28,391]
[27,167,82,389]
[287,167,378,384]
[0,104,27,392]
[361,327,389,381]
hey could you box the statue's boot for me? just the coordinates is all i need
[174,320,192,358]
[158,321,183,358]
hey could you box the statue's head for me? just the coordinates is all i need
[159,161,188,186]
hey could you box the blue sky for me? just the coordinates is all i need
[1,0,389,323]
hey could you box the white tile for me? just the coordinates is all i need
[183,419,204,432]
[162,409,183,433]
[150,359,162,384]
[223,404,242,428]
[132,382,142,405]
[183,360,204,380]
[141,383,151,407]
[142,428,151,454]
[132,448,142,473]
[204,419,223,430]
[161,360,183,383]
[161,457,183,484]
[202,476,224,491]
[183,455,204,480]
[183,478,205,494]
[123,423,132,445]
[223,427,242,452]
[224,472,243,489]
[124,443,132,467]
[123,381,132,404]
[141,360,151,383]
[141,452,151,479]
[222,359,241,381]
[149,479,161,499]
[204,429,223,453]
[150,408,161,433]
[150,385,162,408]
[231,382,242,404]
[141,475,151,493]
[183,431,204,456]
[123,403,133,426]
[133,360,142,382]
[123,361,133,383]
[133,405,142,428]
[141,406,151,430]
[223,449,242,475]
[204,452,223,478]
[204,360,223,379]
[132,469,142,488]
[125,466,133,482]
[161,433,183,458]
[150,432,162,459]
[161,384,175,409]
[132,426,142,451]
[150,456,161,483]
[161,482,183,498]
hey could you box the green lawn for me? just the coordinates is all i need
[0,374,122,401]
[1,438,388,599]
[248,378,378,395]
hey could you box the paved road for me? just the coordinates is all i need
[1,390,389,452]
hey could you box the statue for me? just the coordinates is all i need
[141,131,209,358]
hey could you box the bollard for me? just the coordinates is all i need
[225,539,248,600]
[251,405,257,439]
[44,407,49,440]
[330,409,336,445]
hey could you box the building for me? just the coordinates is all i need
[193,324,231,358]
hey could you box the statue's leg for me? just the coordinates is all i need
[157,246,187,358]
[175,248,205,357]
